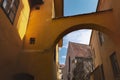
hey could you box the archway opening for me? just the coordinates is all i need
[54,24,119,80]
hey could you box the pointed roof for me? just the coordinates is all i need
[67,42,92,58]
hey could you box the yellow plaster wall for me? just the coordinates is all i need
[56,44,59,80]
[19,50,54,80]
[15,0,30,39]
[0,0,119,79]
[51,0,120,57]
[96,0,120,50]
[21,0,55,79]
[54,0,63,17]
[22,0,120,79]
[90,31,102,68]
[52,11,118,47]
[52,0,55,18]
[100,33,115,80]
[24,0,118,52]
[113,0,120,35]
[0,0,30,79]
[0,7,22,80]
[97,0,112,11]
[24,0,53,51]
[90,30,116,80]
[25,9,116,51]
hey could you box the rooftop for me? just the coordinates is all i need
[67,42,92,58]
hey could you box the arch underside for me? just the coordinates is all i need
[52,10,115,47]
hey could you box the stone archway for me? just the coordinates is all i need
[53,23,119,80]
[54,23,113,47]
[50,10,120,49]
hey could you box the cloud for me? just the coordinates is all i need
[62,45,68,48]
[60,62,65,65]
[63,29,92,45]
[62,56,66,59]
[59,47,62,51]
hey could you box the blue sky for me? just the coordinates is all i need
[64,0,98,16]
[59,0,98,64]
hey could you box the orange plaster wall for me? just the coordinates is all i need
[0,0,30,79]
[90,30,116,80]
[0,8,22,80]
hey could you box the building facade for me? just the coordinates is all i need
[72,57,93,80]
[57,64,64,80]
[90,30,120,80]
[63,42,93,80]
[0,0,120,80]
[0,0,30,79]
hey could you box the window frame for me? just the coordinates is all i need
[68,56,71,72]
[110,52,120,79]
[98,32,104,46]
[93,64,105,80]
[1,0,20,24]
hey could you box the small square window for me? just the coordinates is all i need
[35,6,40,10]
[29,38,35,44]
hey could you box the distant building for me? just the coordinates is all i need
[63,42,93,80]
[89,30,120,80]
[55,41,63,80]
[58,64,65,80]
[72,57,93,80]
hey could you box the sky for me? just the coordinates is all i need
[59,0,98,64]
[64,0,98,16]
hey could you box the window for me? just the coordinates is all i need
[98,32,104,46]
[29,37,36,44]
[68,56,71,72]
[93,65,105,80]
[2,0,19,23]
[110,52,120,79]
